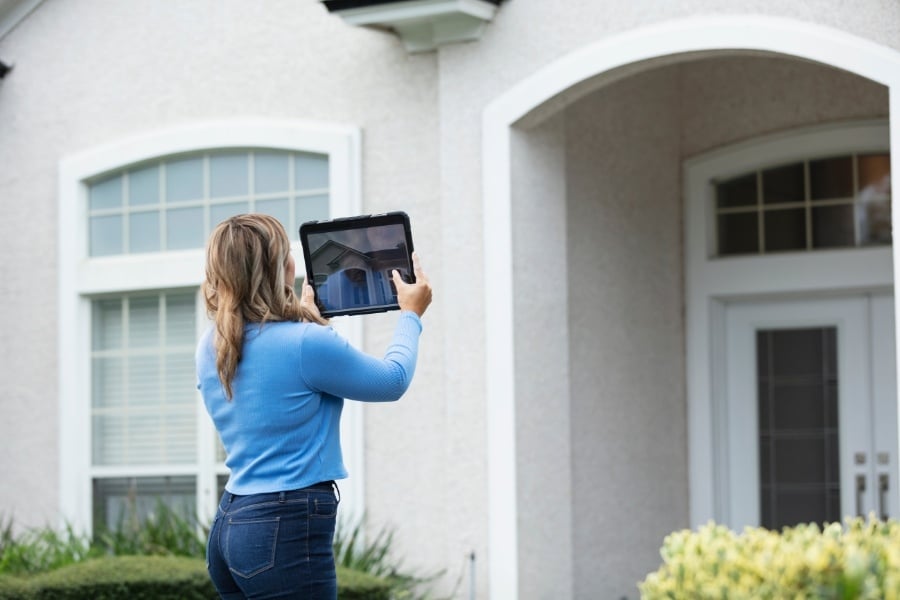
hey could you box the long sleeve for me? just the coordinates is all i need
[299,311,423,402]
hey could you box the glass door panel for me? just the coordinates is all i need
[757,328,841,529]
[725,296,874,529]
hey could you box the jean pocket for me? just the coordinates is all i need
[225,516,280,579]
[311,494,338,519]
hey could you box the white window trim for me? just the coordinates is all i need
[684,119,892,527]
[482,16,900,599]
[58,118,363,533]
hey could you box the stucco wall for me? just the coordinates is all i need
[563,66,686,599]
[679,55,889,157]
[0,0,444,551]
[1,0,898,597]
[511,111,573,596]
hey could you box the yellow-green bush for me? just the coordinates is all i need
[639,516,900,599]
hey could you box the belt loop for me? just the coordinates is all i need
[227,492,234,504]
[279,491,286,504]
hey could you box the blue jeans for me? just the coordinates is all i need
[207,483,340,599]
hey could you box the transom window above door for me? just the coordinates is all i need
[88,150,330,256]
[715,153,891,256]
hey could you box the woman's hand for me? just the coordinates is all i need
[392,252,432,318]
[299,281,330,325]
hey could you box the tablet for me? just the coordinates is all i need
[299,212,415,317]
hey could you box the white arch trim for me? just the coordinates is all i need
[483,15,900,599]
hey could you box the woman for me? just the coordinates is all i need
[196,213,432,599]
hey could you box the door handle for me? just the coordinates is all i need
[856,474,867,517]
[879,473,889,520]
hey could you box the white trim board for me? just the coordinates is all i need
[57,118,364,533]
[482,16,900,599]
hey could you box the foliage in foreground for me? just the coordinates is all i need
[0,508,441,598]
[0,503,205,577]
[0,555,391,600]
[334,518,447,600]
[639,516,900,599]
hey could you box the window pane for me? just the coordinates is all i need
[295,153,329,189]
[129,413,164,464]
[210,154,248,198]
[717,212,758,256]
[812,204,855,249]
[92,414,125,465]
[129,355,160,407]
[296,194,329,227]
[858,153,891,189]
[717,173,757,209]
[165,409,197,463]
[166,294,196,346]
[129,211,161,254]
[85,150,330,257]
[764,208,806,251]
[90,176,123,211]
[91,292,198,468]
[92,476,195,534]
[810,156,852,201]
[166,207,204,250]
[165,353,196,406]
[93,300,123,350]
[165,157,204,203]
[256,198,290,233]
[128,165,159,207]
[92,357,124,409]
[129,297,160,348]
[210,202,249,227]
[763,163,804,204]
[255,152,290,194]
[90,215,123,257]
[758,328,840,530]
[858,154,892,246]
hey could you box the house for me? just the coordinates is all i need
[1,0,898,597]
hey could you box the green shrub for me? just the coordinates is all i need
[639,516,900,599]
[0,557,392,600]
[334,518,444,599]
[0,555,215,600]
[336,567,392,600]
[93,499,208,559]
[0,517,97,575]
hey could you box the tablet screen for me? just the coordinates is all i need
[299,212,414,317]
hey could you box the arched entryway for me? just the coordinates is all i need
[483,16,900,599]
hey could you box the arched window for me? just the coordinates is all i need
[59,120,362,533]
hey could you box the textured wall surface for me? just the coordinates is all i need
[564,66,686,599]
[511,112,573,597]
[0,0,444,558]
[1,0,898,597]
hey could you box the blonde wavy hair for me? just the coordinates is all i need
[202,213,319,399]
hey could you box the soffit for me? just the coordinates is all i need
[322,0,502,53]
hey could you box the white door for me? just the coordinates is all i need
[725,293,898,529]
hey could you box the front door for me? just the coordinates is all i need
[725,293,897,529]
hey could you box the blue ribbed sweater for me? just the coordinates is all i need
[196,311,422,495]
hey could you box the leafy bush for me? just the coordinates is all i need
[0,510,431,599]
[92,500,207,559]
[0,555,215,600]
[334,519,445,599]
[0,517,97,575]
[639,516,900,599]
[0,556,391,600]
